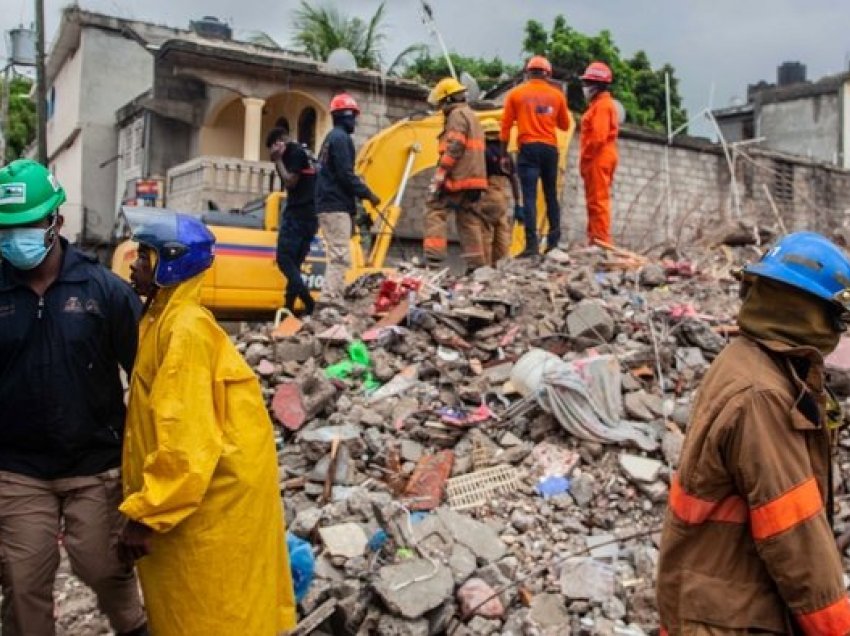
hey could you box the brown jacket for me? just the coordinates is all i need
[657,336,850,635]
[434,104,487,193]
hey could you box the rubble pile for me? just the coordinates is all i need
[58,240,850,635]
[253,244,748,636]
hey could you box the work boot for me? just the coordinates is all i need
[298,289,316,316]
[516,247,539,259]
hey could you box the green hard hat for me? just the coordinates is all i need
[0,159,66,227]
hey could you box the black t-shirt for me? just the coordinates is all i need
[485,140,510,178]
[279,142,317,215]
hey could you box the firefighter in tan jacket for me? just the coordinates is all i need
[657,232,850,635]
[422,77,488,270]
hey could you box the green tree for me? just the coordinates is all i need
[403,53,519,92]
[2,76,36,162]
[522,16,687,131]
[291,1,424,74]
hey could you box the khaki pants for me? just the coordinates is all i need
[0,469,146,636]
[318,212,352,304]
[424,192,487,269]
[478,176,512,265]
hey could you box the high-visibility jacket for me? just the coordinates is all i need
[579,90,619,169]
[120,274,296,635]
[499,78,570,148]
[434,103,487,193]
[657,335,850,635]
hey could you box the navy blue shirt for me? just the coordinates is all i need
[315,125,375,214]
[0,240,142,479]
[279,141,317,217]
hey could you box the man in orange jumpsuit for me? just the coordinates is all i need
[500,56,570,257]
[579,61,619,246]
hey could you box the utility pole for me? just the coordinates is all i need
[35,0,47,164]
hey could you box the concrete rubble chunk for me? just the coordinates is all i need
[373,559,454,619]
[376,614,429,636]
[619,453,664,483]
[529,593,571,628]
[456,577,504,619]
[560,557,615,602]
[318,522,368,559]
[299,424,362,444]
[436,507,507,563]
[567,300,615,342]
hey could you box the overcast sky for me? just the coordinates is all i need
[3,0,849,137]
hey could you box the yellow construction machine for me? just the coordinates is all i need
[112,108,574,314]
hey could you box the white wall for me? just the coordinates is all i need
[758,92,841,164]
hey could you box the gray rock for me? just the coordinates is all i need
[623,390,660,422]
[425,601,458,635]
[510,509,537,533]
[675,347,707,371]
[300,424,362,444]
[619,453,663,483]
[679,319,725,354]
[376,614,429,636]
[570,473,596,508]
[560,557,615,602]
[400,439,424,463]
[290,507,322,537]
[567,301,614,342]
[662,427,685,468]
[436,508,507,563]
[318,523,368,559]
[639,264,666,288]
[467,616,502,635]
[244,342,272,365]
[449,543,477,585]
[529,593,570,628]
[602,596,627,621]
[373,559,454,619]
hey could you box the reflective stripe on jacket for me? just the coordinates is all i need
[657,336,850,635]
[435,103,487,192]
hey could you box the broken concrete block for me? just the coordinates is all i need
[290,507,322,537]
[448,543,477,585]
[570,472,596,508]
[300,424,362,445]
[436,507,506,563]
[639,264,667,288]
[560,557,614,602]
[456,577,504,619]
[567,301,614,342]
[619,453,664,483]
[318,523,368,559]
[373,559,454,619]
[623,390,659,422]
[529,593,570,628]
[376,614,429,636]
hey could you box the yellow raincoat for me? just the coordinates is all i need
[120,274,296,635]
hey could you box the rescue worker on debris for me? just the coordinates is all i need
[315,93,380,310]
[657,231,850,635]
[0,160,148,636]
[423,77,488,271]
[117,209,296,635]
[500,55,570,256]
[478,117,521,265]
[579,61,619,246]
[266,123,317,315]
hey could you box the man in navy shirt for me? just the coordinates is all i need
[314,93,380,309]
[266,124,317,315]
[0,159,147,635]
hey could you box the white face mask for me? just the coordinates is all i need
[582,86,597,101]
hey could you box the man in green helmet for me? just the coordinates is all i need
[0,159,148,635]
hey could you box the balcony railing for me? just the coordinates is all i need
[166,156,275,213]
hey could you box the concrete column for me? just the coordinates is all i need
[242,97,265,161]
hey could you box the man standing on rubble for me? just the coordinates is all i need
[117,209,296,635]
[657,231,850,635]
[0,159,148,636]
[423,77,488,271]
[500,56,570,257]
[479,117,521,265]
[266,124,317,315]
[315,93,380,310]
[579,61,619,246]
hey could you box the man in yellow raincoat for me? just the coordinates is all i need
[116,209,297,635]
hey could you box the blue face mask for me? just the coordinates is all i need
[0,225,55,270]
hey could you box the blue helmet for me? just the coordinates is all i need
[743,231,850,311]
[122,207,215,287]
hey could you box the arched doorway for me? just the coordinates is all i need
[297,107,317,152]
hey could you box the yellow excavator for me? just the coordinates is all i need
[112,108,574,314]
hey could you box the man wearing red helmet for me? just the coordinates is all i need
[315,93,380,309]
[579,61,619,246]
[500,55,571,257]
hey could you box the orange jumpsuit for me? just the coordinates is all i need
[580,91,619,245]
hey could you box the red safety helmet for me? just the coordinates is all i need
[580,61,613,84]
[525,56,552,75]
[329,93,360,114]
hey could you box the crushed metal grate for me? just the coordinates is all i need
[446,464,522,510]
